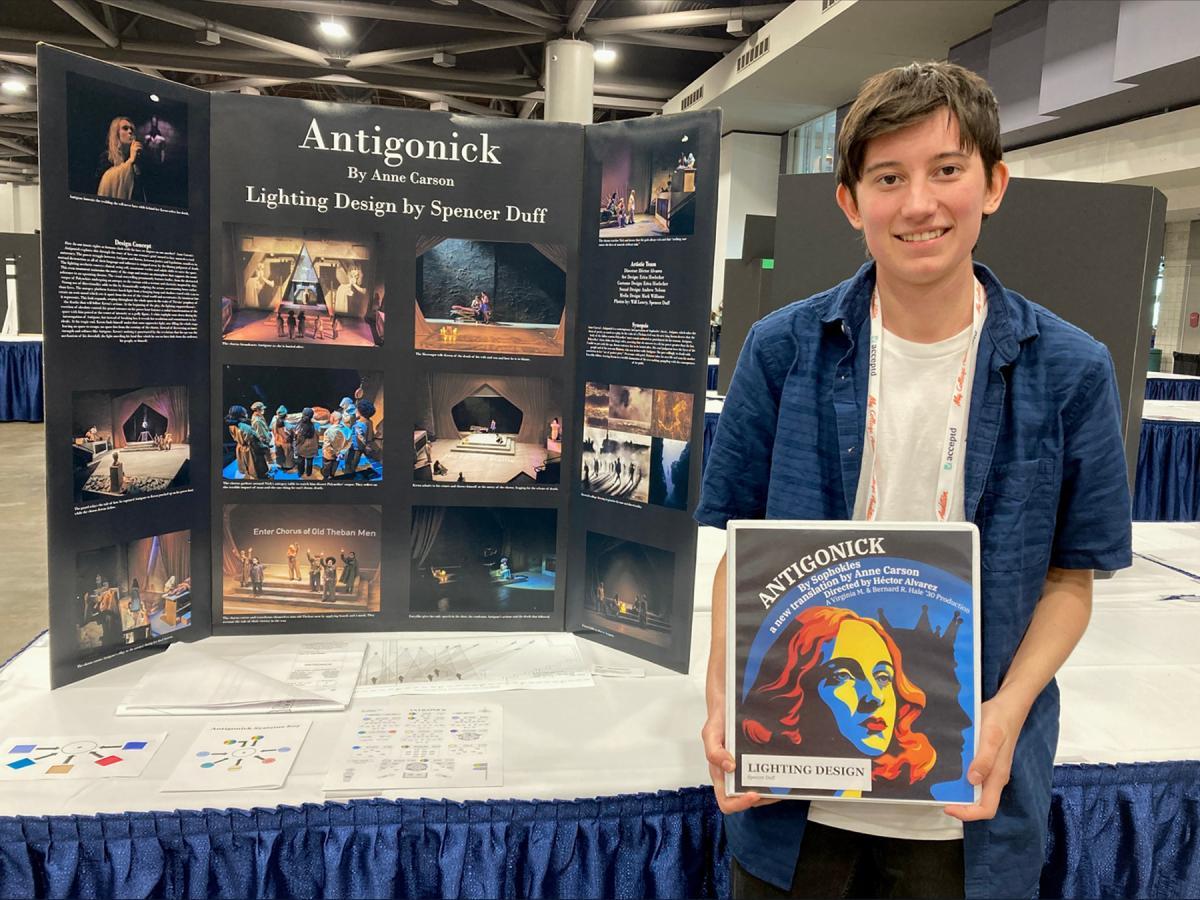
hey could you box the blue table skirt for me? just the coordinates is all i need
[1,762,1196,899]
[705,413,1199,523]
[1134,420,1200,521]
[0,340,42,422]
[1145,377,1200,401]
[707,364,718,392]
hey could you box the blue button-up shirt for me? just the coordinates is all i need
[696,261,1132,898]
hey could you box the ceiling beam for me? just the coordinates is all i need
[0,123,39,136]
[586,3,787,36]
[522,90,662,112]
[95,0,332,67]
[392,89,511,117]
[51,0,120,48]
[0,104,36,115]
[347,35,543,69]
[470,0,560,31]
[14,43,543,103]
[605,32,738,53]
[593,80,676,100]
[382,63,537,90]
[0,136,35,156]
[204,0,547,35]
[566,0,597,34]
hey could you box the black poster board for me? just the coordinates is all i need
[39,46,717,686]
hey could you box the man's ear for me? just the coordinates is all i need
[983,160,1010,215]
[835,182,863,231]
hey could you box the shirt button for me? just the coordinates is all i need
[848,446,856,454]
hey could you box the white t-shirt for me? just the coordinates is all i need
[807,322,975,841]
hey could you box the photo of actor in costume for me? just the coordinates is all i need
[75,530,191,661]
[71,385,190,507]
[65,71,188,209]
[222,366,383,483]
[598,131,698,239]
[413,372,562,487]
[220,504,381,617]
[582,532,675,649]
[218,226,384,347]
[414,237,567,357]
[410,506,556,618]
[737,605,971,801]
[581,382,693,508]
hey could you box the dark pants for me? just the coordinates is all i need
[731,822,964,900]
[322,456,337,480]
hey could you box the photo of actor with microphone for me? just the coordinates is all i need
[65,71,189,210]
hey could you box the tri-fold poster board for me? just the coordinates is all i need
[40,46,718,687]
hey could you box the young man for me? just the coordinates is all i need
[697,62,1131,899]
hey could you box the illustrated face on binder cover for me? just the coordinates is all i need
[728,522,980,804]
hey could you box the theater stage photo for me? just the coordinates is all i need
[71,386,190,507]
[220,504,381,617]
[75,530,192,662]
[414,237,567,358]
[582,532,675,649]
[597,131,699,240]
[410,506,557,617]
[414,373,561,486]
[219,229,384,348]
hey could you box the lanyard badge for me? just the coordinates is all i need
[863,279,987,522]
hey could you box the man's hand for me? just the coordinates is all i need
[944,694,1026,822]
[701,705,778,814]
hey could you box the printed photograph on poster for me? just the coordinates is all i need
[74,530,192,662]
[581,382,692,509]
[222,365,382,483]
[413,372,562,487]
[71,385,190,507]
[598,130,699,240]
[410,506,556,617]
[728,523,979,805]
[64,70,189,210]
[414,238,566,358]
[218,226,384,347]
[582,532,675,649]
[220,503,381,617]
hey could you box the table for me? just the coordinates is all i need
[707,357,719,392]
[1135,401,1200,521]
[703,399,1200,523]
[1146,372,1200,401]
[2,525,1198,898]
[0,336,42,422]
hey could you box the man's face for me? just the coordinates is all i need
[836,111,1008,290]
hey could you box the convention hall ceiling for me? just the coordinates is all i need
[0,0,789,183]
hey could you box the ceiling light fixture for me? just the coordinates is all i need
[318,18,350,41]
[149,93,160,103]
[1,80,28,95]
[594,44,617,64]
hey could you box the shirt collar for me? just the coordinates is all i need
[820,260,1040,367]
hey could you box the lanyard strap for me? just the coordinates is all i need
[863,278,987,522]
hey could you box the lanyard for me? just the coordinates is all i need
[863,278,987,522]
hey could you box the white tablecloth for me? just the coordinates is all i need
[2,524,1197,816]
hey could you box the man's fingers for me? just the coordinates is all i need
[700,719,736,772]
[945,756,1011,822]
[968,723,1006,785]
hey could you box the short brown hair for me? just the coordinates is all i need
[835,61,1002,196]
